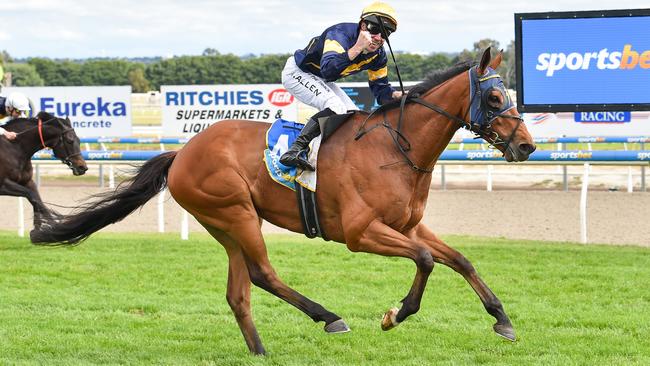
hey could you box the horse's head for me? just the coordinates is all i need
[37,111,88,176]
[467,48,536,162]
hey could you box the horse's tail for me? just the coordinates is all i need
[30,151,178,245]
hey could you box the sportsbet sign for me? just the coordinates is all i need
[515,9,650,112]
[161,84,298,136]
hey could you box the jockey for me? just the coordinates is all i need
[0,91,31,140]
[280,1,403,171]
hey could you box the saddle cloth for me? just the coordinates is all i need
[263,118,321,192]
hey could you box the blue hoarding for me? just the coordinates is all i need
[515,9,650,112]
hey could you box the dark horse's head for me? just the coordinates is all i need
[466,48,536,162]
[34,111,88,175]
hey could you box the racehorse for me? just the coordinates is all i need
[0,111,87,229]
[31,49,535,355]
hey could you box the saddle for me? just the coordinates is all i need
[263,112,355,239]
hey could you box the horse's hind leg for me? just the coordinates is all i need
[413,224,515,341]
[203,226,265,355]
[0,179,53,229]
[198,212,348,335]
[230,220,349,333]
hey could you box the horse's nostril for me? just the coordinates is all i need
[518,143,536,155]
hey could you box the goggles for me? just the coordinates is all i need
[364,20,394,38]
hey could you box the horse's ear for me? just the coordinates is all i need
[477,47,492,75]
[489,49,503,69]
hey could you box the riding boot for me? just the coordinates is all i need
[280,108,335,171]
[279,117,321,171]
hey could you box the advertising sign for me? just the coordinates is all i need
[161,84,298,136]
[523,111,650,137]
[3,86,132,136]
[515,9,650,112]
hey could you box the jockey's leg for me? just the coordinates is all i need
[279,108,334,171]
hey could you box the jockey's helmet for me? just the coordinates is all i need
[360,2,397,34]
[6,92,31,115]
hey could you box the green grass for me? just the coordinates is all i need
[1,232,649,365]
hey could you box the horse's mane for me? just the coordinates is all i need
[2,117,35,131]
[2,112,57,132]
[409,60,475,96]
[376,60,475,111]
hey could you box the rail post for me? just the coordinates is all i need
[18,197,25,237]
[580,163,590,244]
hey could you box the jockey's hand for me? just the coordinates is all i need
[392,90,408,99]
[349,30,374,59]
[356,30,373,49]
[4,131,17,140]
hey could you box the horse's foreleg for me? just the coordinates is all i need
[203,225,266,355]
[413,224,515,341]
[347,220,434,330]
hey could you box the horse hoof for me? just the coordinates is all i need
[381,307,400,331]
[324,319,350,334]
[493,323,516,341]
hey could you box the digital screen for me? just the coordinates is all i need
[515,10,650,112]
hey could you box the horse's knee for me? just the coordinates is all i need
[416,249,434,274]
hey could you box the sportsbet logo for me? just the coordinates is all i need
[536,44,650,76]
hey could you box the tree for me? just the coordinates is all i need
[4,63,45,86]
[0,50,12,64]
[79,60,132,85]
[28,58,84,86]
[501,40,517,89]
[452,38,501,64]
[128,66,150,92]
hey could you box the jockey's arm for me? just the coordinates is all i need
[319,30,358,81]
[367,54,396,105]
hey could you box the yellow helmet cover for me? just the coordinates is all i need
[360,2,398,31]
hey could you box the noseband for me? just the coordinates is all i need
[355,65,525,173]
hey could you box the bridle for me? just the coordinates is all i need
[466,67,523,159]
[17,116,82,168]
[355,65,524,173]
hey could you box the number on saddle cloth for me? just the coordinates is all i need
[263,112,358,191]
[263,118,305,190]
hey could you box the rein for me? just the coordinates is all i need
[355,67,524,173]
[14,116,82,165]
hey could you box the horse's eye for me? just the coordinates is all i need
[487,94,502,109]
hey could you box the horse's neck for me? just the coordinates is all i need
[12,122,49,157]
[400,78,469,170]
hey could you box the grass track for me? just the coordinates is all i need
[1,232,649,365]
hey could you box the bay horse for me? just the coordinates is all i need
[0,111,87,229]
[31,49,535,355]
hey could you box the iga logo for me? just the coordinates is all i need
[268,89,294,107]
